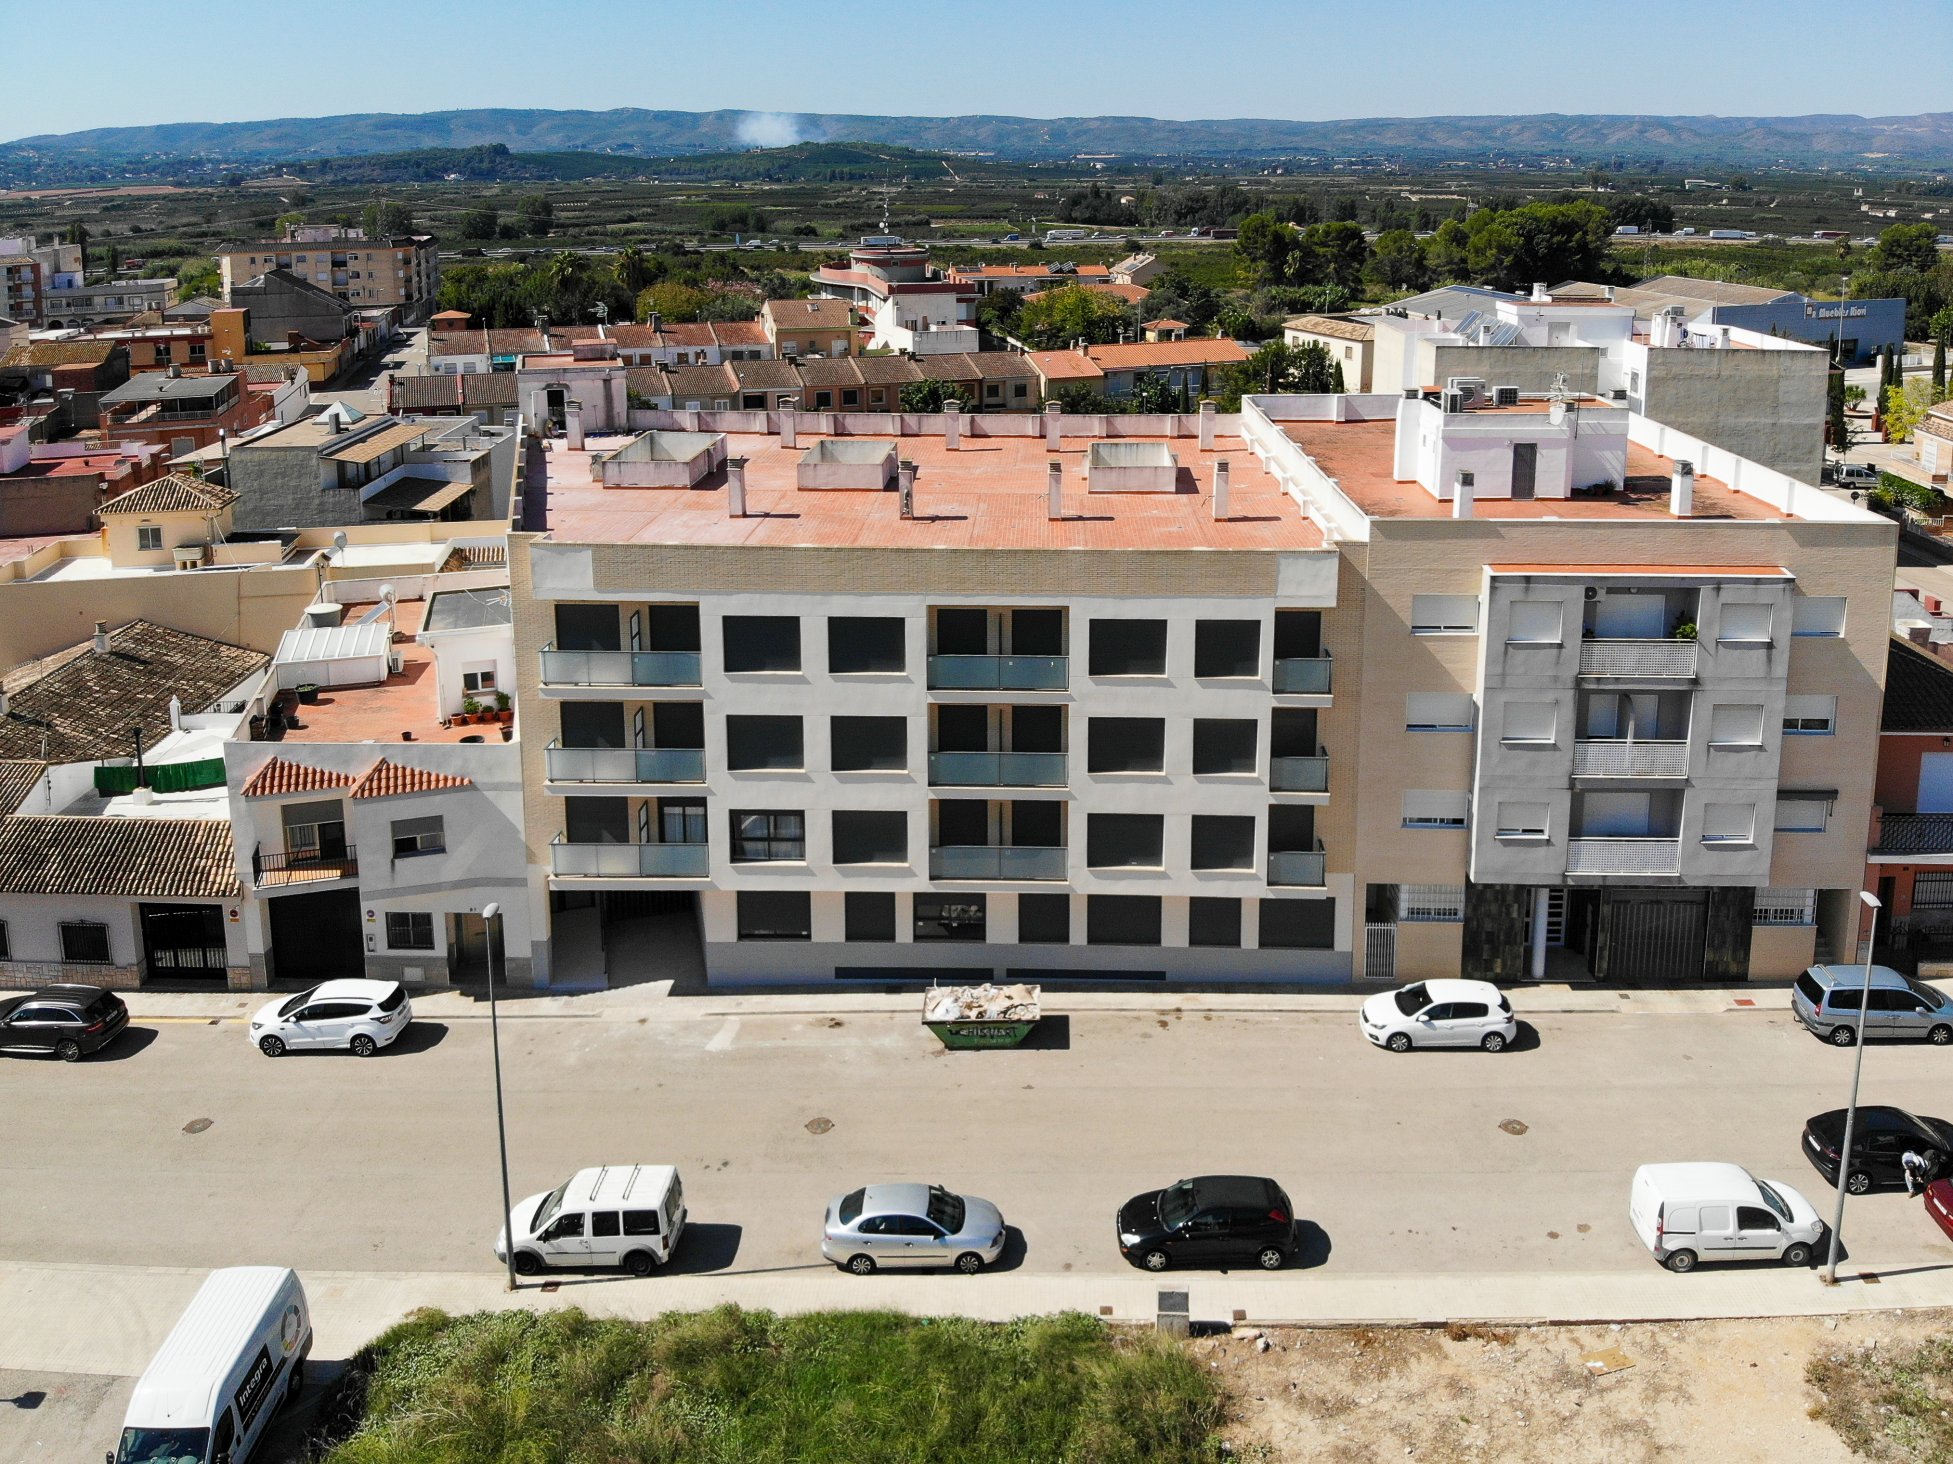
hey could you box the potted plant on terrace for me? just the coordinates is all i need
[460,697,483,724]
[494,691,513,724]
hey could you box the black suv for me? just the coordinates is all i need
[0,985,129,1061]
[1116,1175,1296,1272]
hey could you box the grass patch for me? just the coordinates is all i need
[312,1306,1226,1464]
[1807,1334,1953,1461]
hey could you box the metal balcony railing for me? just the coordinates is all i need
[929,845,1068,880]
[252,843,358,886]
[928,751,1068,787]
[1570,740,1690,778]
[1565,838,1682,876]
[1267,848,1327,886]
[927,654,1069,691]
[1576,639,1698,679]
[538,645,702,687]
[1272,656,1333,694]
[544,743,706,784]
[1870,813,1953,858]
[1270,754,1330,792]
[549,840,709,877]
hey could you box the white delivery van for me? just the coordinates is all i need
[1627,1163,1825,1273]
[111,1266,310,1464]
[496,1164,686,1277]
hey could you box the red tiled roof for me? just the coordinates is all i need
[349,759,473,800]
[241,758,356,799]
[1085,339,1251,370]
[0,815,239,899]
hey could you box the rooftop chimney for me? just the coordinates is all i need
[93,620,111,654]
[1047,459,1063,519]
[1198,398,1216,451]
[898,459,918,519]
[1452,470,1475,520]
[649,311,662,332]
[1213,459,1231,520]
[943,400,963,450]
[1669,459,1695,518]
[1044,400,1062,450]
[1531,282,1549,302]
[168,694,183,731]
[564,401,584,451]
[727,457,747,517]
[0,688,8,718]
[778,399,797,450]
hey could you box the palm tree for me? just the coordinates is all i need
[614,245,648,297]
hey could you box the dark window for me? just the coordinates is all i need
[566,795,630,844]
[829,617,906,674]
[731,810,805,861]
[391,815,444,858]
[1273,609,1322,659]
[916,895,986,942]
[58,922,111,964]
[1011,609,1064,656]
[660,798,706,844]
[554,603,619,651]
[1188,897,1241,947]
[1450,1002,1489,1020]
[1089,618,1167,676]
[1088,717,1165,774]
[561,701,627,748]
[1268,804,1316,853]
[737,890,811,940]
[723,615,801,673]
[845,891,897,942]
[1088,894,1162,946]
[935,608,989,655]
[646,604,700,652]
[542,1212,585,1240]
[0,920,9,961]
[1736,1206,1779,1231]
[652,702,705,748]
[1270,708,1319,758]
[935,799,989,846]
[1017,892,1071,944]
[935,704,989,752]
[386,911,435,950]
[833,810,908,865]
[1193,719,1258,775]
[1010,705,1064,753]
[832,716,908,771]
[1191,816,1256,870]
[1195,620,1261,678]
[1009,800,1063,847]
[726,715,804,771]
[623,1209,661,1236]
[1260,898,1335,949]
[592,1211,621,1237]
[1087,813,1164,868]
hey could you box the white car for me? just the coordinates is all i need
[250,979,412,1057]
[1359,979,1517,1052]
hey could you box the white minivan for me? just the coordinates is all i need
[111,1266,310,1464]
[496,1164,686,1277]
[1627,1163,1825,1273]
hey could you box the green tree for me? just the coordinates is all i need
[1213,304,1256,339]
[1140,269,1220,329]
[1211,341,1343,409]
[1886,377,1953,444]
[900,377,950,412]
[1935,336,1947,397]
[614,245,651,297]
[456,206,500,240]
[1872,222,1941,274]
[361,200,415,238]
[1606,194,1675,233]
[1016,284,1132,350]
[175,257,221,300]
[1425,217,1472,282]
[1128,374,1179,414]
[515,194,555,236]
[273,210,306,238]
[636,281,709,322]
[1289,221,1370,292]
[1366,228,1431,292]
[1827,370,1851,456]
[1233,212,1295,287]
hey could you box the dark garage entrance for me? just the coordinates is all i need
[140,903,230,989]
[266,887,365,987]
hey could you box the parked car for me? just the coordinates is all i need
[1359,979,1517,1052]
[0,985,129,1061]
[1627,1163,1824,1273]
[1803,1106,1953,1193]
[822,1183,1007,1275]
[248,979,411,1057]
[496,1164,686,1277]
[1926,1178,1953,1245]
[1792,964,1953,1046]
[1116,1175,1296,1272]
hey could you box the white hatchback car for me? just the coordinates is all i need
[250,979,412,1057]
[1360,978,1517,1052]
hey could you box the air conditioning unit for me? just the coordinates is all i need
[1585,586,1599,601]
[1441,390,1465,414]
[1445,375,1489,409]
[1493,385,1520,407]
[388,652,404,674]
[171,545,207,570]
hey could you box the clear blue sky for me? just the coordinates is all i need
[6,0,1951,139]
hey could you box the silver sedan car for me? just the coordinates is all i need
[822,1183,1007,1275]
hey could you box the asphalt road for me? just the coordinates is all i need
[4,999,1949,1283]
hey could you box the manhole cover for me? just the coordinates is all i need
[1499,1119,1529,1136]
[805,1117,834,1135]
[182,1118,213,1135]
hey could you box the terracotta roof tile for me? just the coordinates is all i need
[713,321,769,346]
[239,757,357,799]
[1085,339,1251,370]
[2,340,119,368]
[349,758,474,800]
[98,472,237,515]
[0,815,240,898]
[0,760,46,816]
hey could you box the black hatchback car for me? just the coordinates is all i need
[1116,1175,1296,1272]
[1803,1106,1953,1194]
[0,985,129,1061]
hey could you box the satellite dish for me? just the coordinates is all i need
[379,583,396,604]
[332,531,348,551]
[1548,402,1567,426]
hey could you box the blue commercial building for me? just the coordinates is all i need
[1707,294,1906,367]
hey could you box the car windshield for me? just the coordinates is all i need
[1393,983,1430,1017]
[377,986,406,1012]
[117,1426,210,1464]
[1158,1179,1198,1230]
[277,986,320,1018]
[926,1186,966,1234]
[533,1180,571,1231]
[837,1188,865,1225]
[1907,979,1945,1007]
[1755,1181,1794,1223]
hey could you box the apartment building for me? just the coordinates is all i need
[224,411,519,530]
[215,234,438,318]
[98,370,274,451]
[811,236,976,353]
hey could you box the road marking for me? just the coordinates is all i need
[705,1017,740,1053]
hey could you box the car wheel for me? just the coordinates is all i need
[1256,1246,1286,1271]
[848,1254,876,1276]
[955,1252,985,1275]
[54,1039,82,1063]
[350,1034,378,1058]
[1782,1242,1814,1268]
[512,1251,543,1276]
[1829,1025,1857,1047]
[622,1251,656,1277]
[1846,1171,1874,1196]
[1141,1249,1170,1272]
[1386,1032,1413,1053]
[1481,1032,1508,1053]
[1663,1249,1697,1274]
[1929,1025,1953,1046]
[258,1035,286,1057]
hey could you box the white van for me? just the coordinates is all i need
[496,1164,686,1277]
[1627,1163,1824,1273]
[111,1266,310,1464]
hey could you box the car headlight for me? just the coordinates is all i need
[1119,1232,1141,1246]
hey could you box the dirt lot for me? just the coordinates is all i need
[1206,1309,1953,1463]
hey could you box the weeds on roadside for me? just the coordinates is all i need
[1807,1334,1953,1462]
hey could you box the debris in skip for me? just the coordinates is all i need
[925,983,1041,1023]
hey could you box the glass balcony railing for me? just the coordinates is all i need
[1269,754,1329,792]
[929,845,1068,880]
[549,841,709,877]
[544,744,706,784]
[928,751,1068,787]
[1272,656,1333,694]
[538,645,702,687]
[927,654,1068,690]
[1267,848,1327,887]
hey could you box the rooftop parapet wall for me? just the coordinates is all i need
[797,438,899,490]
[592,431,727,489]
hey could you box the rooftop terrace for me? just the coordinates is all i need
[276,600,506,747]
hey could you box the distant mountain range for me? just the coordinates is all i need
[8,107,1953,173]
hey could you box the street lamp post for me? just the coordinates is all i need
[482,901,517,1291]
[1823,889,1882,1285]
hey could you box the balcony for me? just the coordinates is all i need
[1269,754,1330,793]
[1870,814,1953,859]
[538,645,701,688]
[1272,656,1334,695]
[929,845,1068,880]
[252,844,358,887]
[1267,847,1327,887]
[928,751,1068,787]
[1576,639,1698,680]
[928,654,1068,691]
[1570,740,1690,779]
[1565,838,1682,877]
[550,840,709,878]
[544,743,705,784]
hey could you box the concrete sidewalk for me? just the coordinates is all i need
[5,1257,1950,1378]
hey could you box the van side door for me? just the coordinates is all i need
[1732,1204,1785,1255]
[622,1207,664,1262]
[210,1408,236,1464]
[536,1210,590,1265]
[586,1211,622,1268]
[1695,1204,1735,1256]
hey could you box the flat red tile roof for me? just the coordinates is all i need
[540,432,1325,553]
[278,600,506,746]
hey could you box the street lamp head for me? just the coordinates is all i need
[482,902,501,921]
[1860,890,1882,909]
